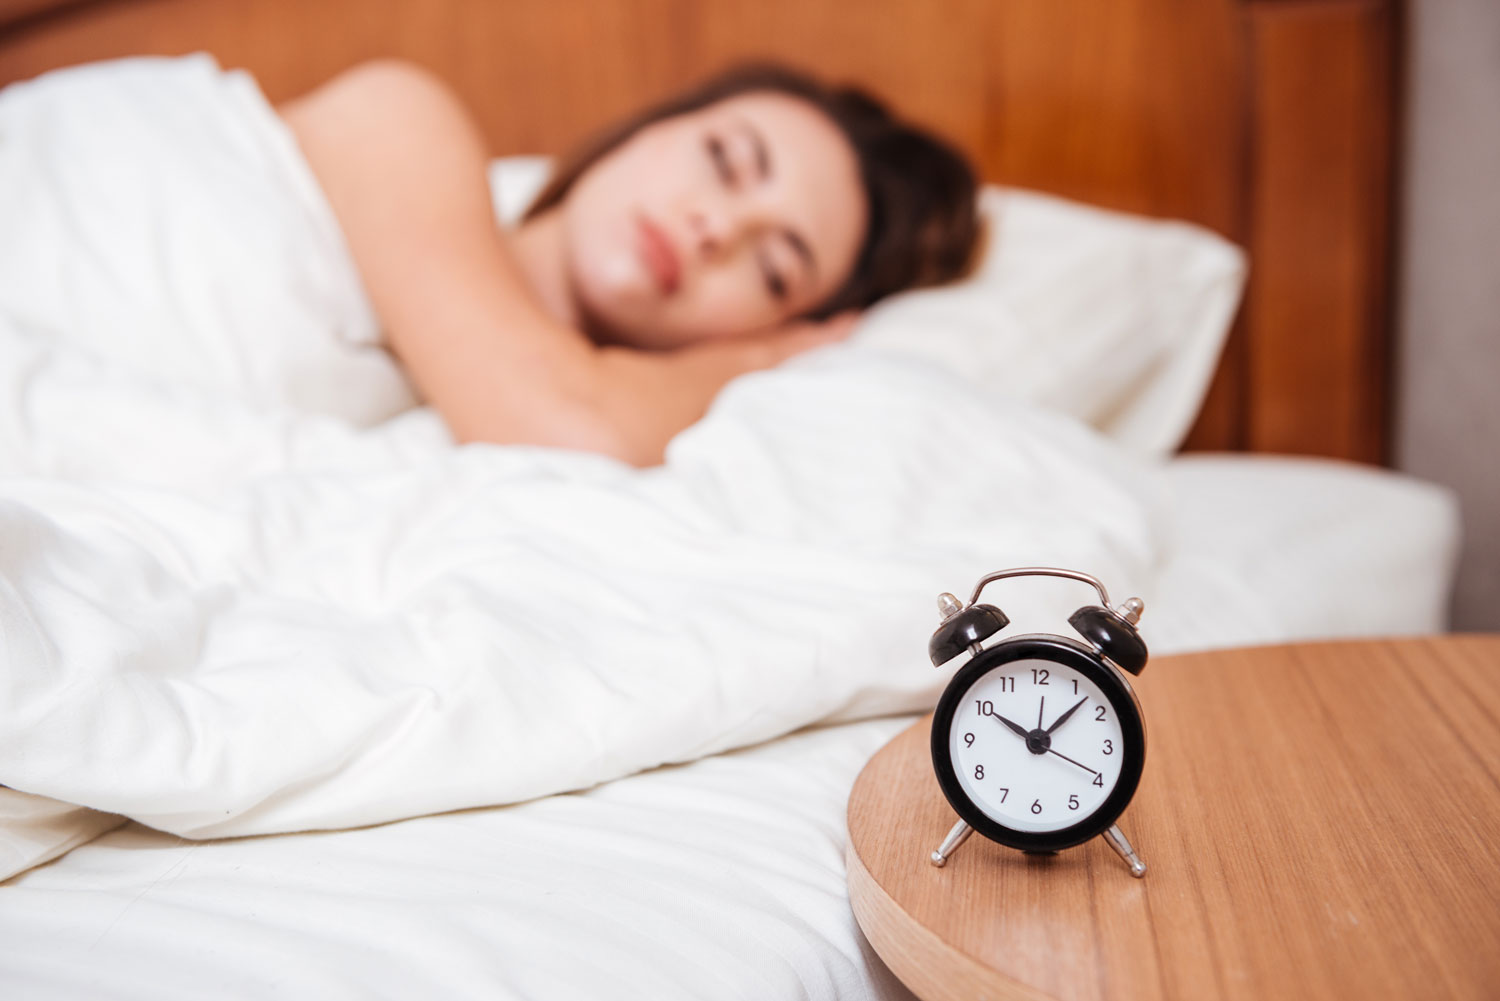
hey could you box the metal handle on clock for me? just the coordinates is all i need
[967,567,1113,609]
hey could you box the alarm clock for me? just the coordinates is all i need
[925,567,1150,877]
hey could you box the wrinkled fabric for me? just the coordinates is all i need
[0,54,1166,877]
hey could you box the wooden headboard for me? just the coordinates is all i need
[0,0,1398,462]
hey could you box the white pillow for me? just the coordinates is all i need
[488,159,1246,456]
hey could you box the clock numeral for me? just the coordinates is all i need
[963,732,975,748]
[1095,706,1108,722]
[975,699,994,717]
[1072,679,1079,695]
[1103,739,1113,755]
[1092,773,1104,787]
[1030,799,1043,815]
[974,765,985,780]
[997,677,1016,693]
[1031,668,1050,686]
[998,787,1009,803]
[1068,794,1080,810]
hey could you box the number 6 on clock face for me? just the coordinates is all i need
[930,635,1146,853]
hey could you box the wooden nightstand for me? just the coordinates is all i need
[847,636,1500,1001]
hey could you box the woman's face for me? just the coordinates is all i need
[555,92,867,349]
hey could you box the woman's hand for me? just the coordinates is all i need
[715,311,860,371]
[591,311,859,466]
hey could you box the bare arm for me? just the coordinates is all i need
[279,61,847,466]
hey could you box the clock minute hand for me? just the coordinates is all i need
[1044,696,1089,735]
[1047,747,1100,776]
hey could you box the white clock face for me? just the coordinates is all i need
[949,657,1127,832]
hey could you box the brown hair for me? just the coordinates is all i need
[523,62,981,319]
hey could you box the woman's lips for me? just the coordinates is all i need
[635,214,681,295]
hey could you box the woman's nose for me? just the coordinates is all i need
[688,202,752,260]
[688,209,725,258]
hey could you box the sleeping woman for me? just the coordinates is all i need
[278,60,980,466]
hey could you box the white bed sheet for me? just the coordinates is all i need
[0,454,1458,1001]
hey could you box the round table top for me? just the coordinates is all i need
[846,636,1500,1001]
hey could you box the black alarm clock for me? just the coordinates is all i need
[925,567,1150,877]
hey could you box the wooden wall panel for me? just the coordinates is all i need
[0,0,1247,234]
[0,0,1398,461]
[1243,0,1396,462]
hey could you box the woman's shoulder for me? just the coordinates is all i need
[276,58,481,147]
[306,58,459,105]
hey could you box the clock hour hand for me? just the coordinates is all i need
[1044,696,1089,735]
[991,713,1030,741]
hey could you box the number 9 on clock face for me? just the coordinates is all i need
[929,636,1146,853]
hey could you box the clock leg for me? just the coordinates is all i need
[1103,823,1147,878]
[930,819,974,867]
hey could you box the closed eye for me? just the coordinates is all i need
[759,250,788,301]
[705,134,736,185]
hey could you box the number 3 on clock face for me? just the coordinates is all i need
[930,636,1146,853]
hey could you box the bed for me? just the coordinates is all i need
[0,457,1458,1001]
[0,1,1450,999]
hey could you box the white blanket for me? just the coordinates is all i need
[0,55,1167,876]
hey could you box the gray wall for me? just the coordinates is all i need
[1394,0,1500,630]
